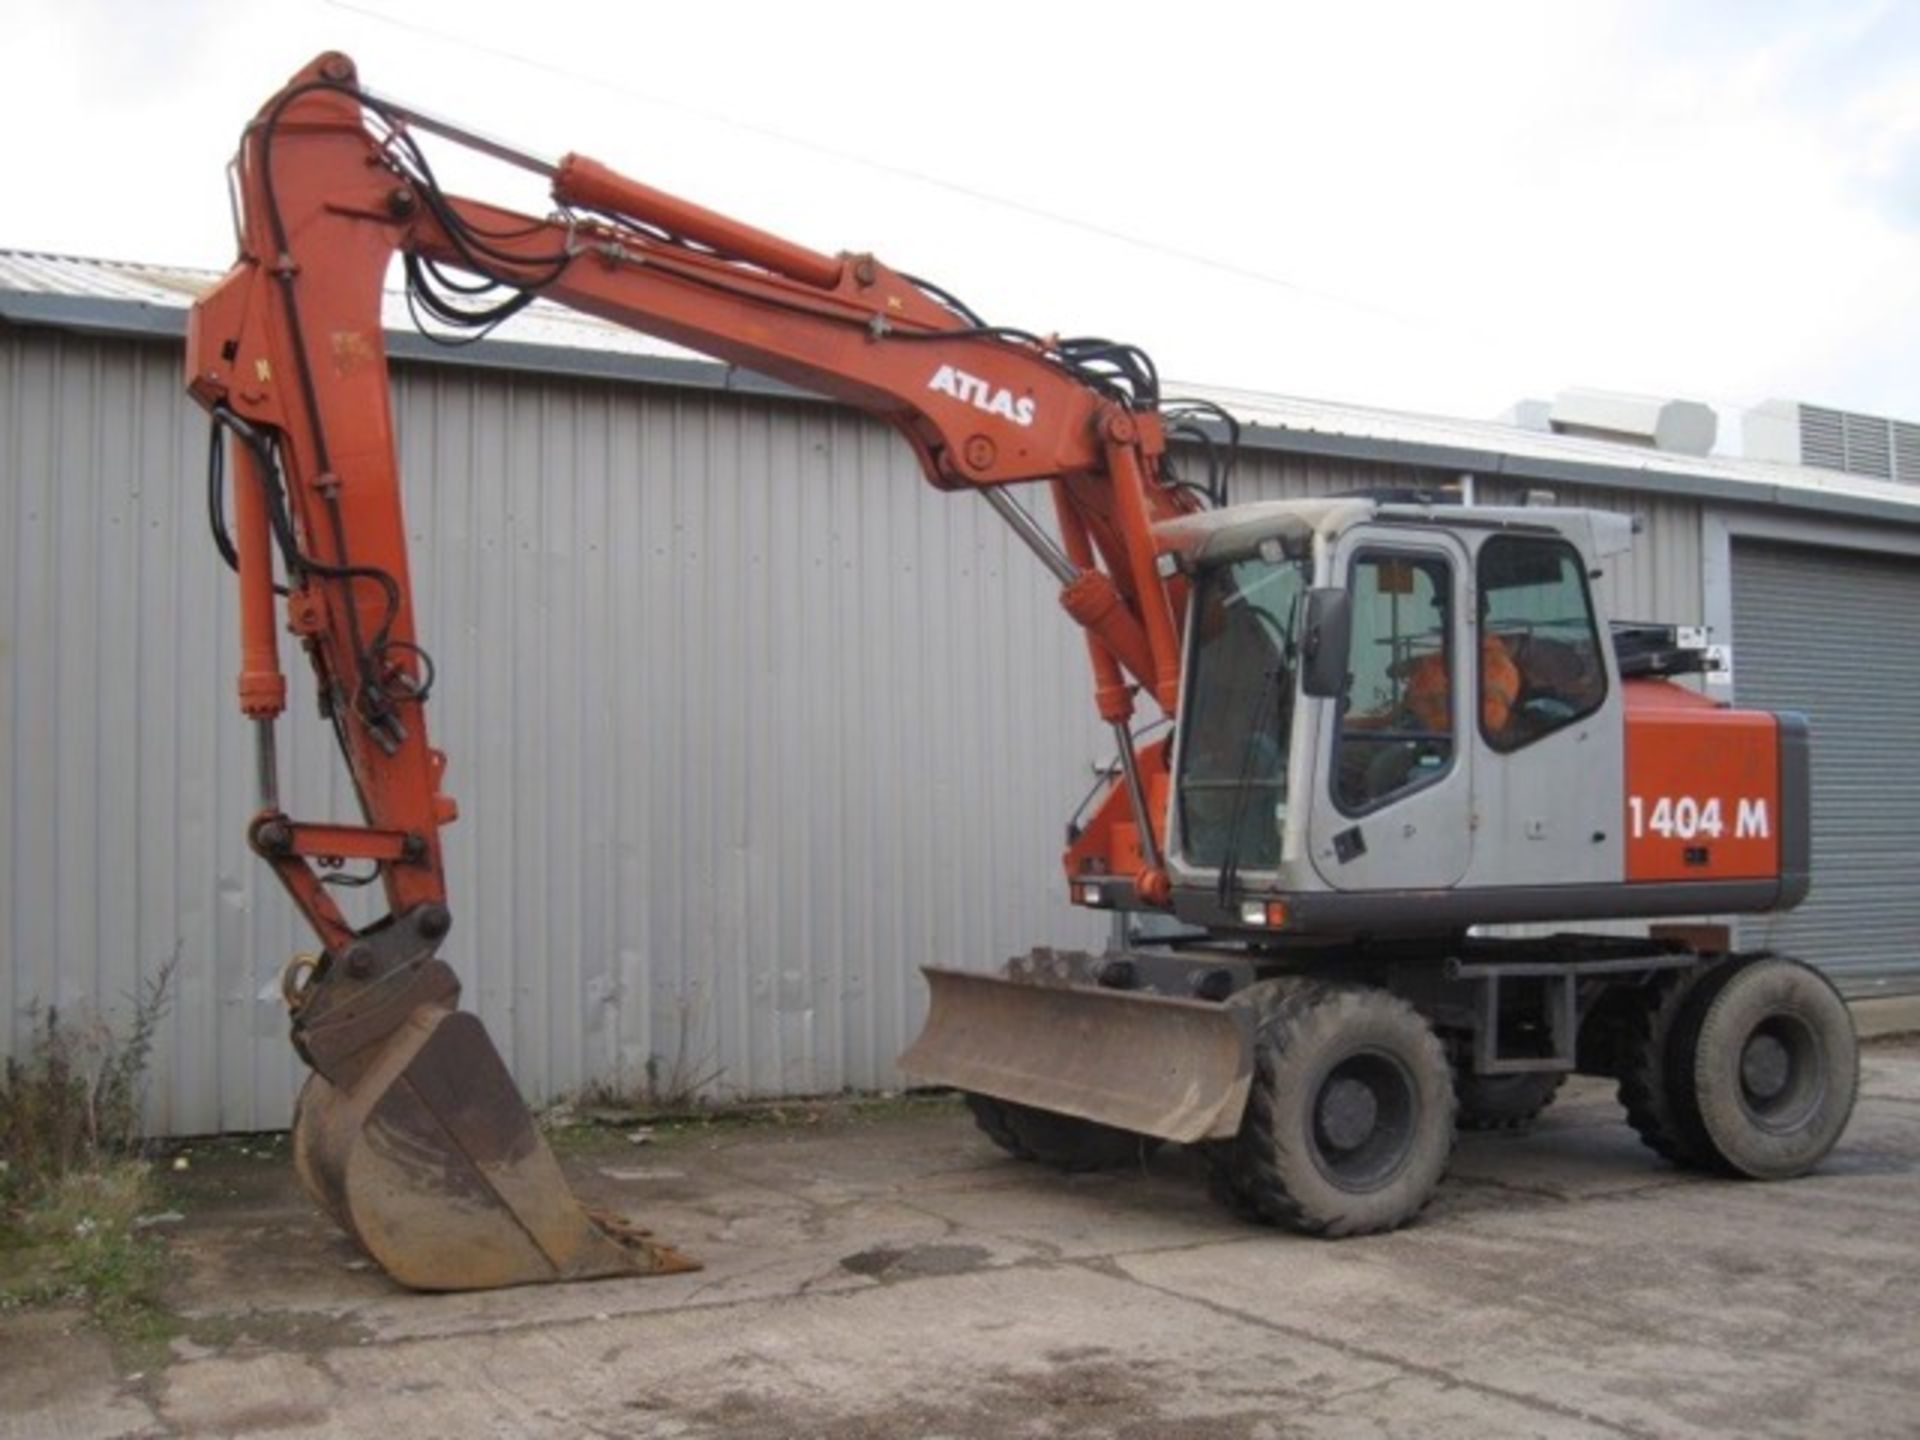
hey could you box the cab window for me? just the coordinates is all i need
[1335,552,1455,812]
[1477,536,1606,751]
[1175,555,1309,871]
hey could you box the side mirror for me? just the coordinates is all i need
[1300,587,1350,698]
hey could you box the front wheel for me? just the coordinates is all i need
[1217,982,1455,1237]
[964,1093,1159,1172]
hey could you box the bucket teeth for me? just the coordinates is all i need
[293,1005,699,1290]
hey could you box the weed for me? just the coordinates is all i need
[570,989,726,1119]
[1,957,177,1203]
[0,959,179,1341]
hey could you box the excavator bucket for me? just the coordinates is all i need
[898,966,1256,1144]
[291,1003,698,1291]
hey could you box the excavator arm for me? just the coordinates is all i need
[186,53,1214,1290]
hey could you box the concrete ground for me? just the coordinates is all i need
[7,1040,1919,1440]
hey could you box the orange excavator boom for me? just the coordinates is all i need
[188,51,1207,1289]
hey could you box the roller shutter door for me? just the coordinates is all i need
[1732,540,1920,995]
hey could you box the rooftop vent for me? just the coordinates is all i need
[1743,399,1920,483]
[1543,388,1718,456]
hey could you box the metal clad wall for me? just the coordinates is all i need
[1228,450,1429,506]
[2,323,1725,1136]
[1732,540,1920,995]
[3,328,1123,1134]
[1475,479,1706,630]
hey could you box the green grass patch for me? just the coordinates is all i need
[0,1161,174,1346]
[539,1088,966,1157]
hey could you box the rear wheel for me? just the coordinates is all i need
[1616,961,1724,1167]
[964,1093,1158,1172]
[1681,956,1858,1179]
[1216,981,1455,1237]
[1454,1071,1565,1132]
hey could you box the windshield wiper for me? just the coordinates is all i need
[1215,651,1298,911]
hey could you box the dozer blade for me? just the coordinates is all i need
[898,967,1255,1144]
[292,1003,698,1291]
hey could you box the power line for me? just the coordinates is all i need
[319,0,1435,335]
[317,0,1818,432]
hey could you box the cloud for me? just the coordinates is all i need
[9,0,1916,425]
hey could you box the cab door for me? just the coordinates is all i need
[1459,531,1621,889]
[1307,529,1474,891]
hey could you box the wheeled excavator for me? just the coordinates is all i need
[186,53,1858,1290]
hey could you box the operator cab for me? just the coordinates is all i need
[1157,498,1633,935]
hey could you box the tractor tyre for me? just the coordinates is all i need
[965,1093,1158,1172]
[964,1092,1034,1162]
[1006,1105,1160,1172]
[1203,978,1309,1222]
[1616,959,1733,1168]
[1204,1141,1262,1220]
[1679,956,1858,1179]
[1454,1071,1565,1132]
[1226,981,1456,1237]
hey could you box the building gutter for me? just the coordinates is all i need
[7,287,1919,531]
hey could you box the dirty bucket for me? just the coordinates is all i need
[293,1002,697,1290]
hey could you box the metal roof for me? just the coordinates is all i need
[1170,382,1920,526]
[0,248,694,358]
[6,248,1918,528]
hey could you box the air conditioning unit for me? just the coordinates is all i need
[1744,399,1920,483]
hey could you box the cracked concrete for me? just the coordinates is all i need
[5,1042,1918,1438]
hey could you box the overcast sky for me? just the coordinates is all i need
[8,0,1917,437]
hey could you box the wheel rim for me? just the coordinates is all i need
[1736,1012,1825,1133]
[1308,1049,1418,1192]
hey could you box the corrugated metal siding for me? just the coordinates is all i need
[1732,540,1920,995]
[1227,449,1429,505]
[3,322,1725,1135]
[3,329,1128,1134]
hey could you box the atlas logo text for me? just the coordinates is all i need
[927,365,1035,427]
